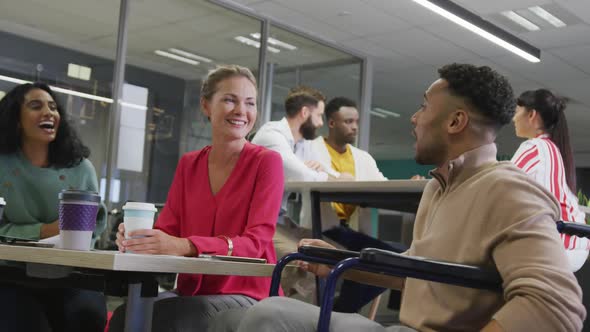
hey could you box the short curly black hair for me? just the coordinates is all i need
[0,82,90,168]
[438,63,515,129]
[325,97,357,120]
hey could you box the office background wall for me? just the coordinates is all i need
[0,0,367,217]
[376,159,432,180]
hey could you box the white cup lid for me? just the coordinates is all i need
[0,197,5,205]
[122,202,157,212]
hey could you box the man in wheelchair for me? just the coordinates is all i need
[210,64,585,332]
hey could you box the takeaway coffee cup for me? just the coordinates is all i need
[58,190,100,251]
[122,202,157,240]
[0,197,5,222]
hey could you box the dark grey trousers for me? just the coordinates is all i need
[109,292,257,332]
[208,297,417,332]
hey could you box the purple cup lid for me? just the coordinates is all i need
[58,190,100,203]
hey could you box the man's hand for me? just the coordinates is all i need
[328,172,354,181]
[117,223,196,256]
[298,238,337,250]
[296,239,336,278]
[410,174,426,180]
[304,160,325,172]
[338,172,355,181]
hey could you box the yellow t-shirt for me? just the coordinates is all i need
[324,139,357,226]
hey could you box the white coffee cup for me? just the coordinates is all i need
[122,202,157,240]
[0,197,5,222]
[58,190,100,251]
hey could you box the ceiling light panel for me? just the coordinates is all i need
[250,33,297,51]
[168,48,213,63]
[529,6,566,28]
[154,50,199,65]
[370,111,387,118]
[0,74,147,110]
[234,36,280,53]
[500,11,540,31]
[412,0,541,63]
[372,107,401,118]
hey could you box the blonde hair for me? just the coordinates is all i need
[200,65,257,101]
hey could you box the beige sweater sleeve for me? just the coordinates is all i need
[487,174,585,331]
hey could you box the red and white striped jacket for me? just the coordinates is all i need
[512,134,588,271]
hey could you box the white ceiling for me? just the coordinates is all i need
[0,0,589,165]
[231,0,590,165]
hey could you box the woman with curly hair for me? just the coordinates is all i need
[511,88,588,272]
[0,82,107,331]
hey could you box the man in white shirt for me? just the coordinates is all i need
[252,86,349,297]
[252,86,337,181]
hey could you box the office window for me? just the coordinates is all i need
[266,26,363,141]
[119,0,263,203]
[0,0,119,193]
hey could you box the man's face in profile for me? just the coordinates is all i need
[411,79,450,166]
[300,101,325,140]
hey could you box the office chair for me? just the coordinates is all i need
[269,220,590,332]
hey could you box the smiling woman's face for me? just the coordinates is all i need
[19,88,61,146]
[201,76,257,141]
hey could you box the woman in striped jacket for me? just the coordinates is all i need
[511,88,588,271]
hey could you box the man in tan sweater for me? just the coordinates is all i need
[210,63,586,332]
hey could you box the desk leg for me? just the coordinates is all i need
[310,190,325,304]
[124,283,154,332]
[311,191,322,239]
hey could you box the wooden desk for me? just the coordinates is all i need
[285,180,428,238]
[0,245,278,332]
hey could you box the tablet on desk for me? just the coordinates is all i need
[0,235,55,248]
[198,255,266,264]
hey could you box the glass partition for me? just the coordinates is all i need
[119,0,263,204]
[265,26,363,138]
[0,0,119,193]
[0,0,369,243]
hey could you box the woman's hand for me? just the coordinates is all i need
[296,238,336,278]
[40,220,60,239]
[115,222,126,252]
[116,223,196,256]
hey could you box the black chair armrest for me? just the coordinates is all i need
[556,221,590,238]
[359,248,502,291]
[298,245,359,261]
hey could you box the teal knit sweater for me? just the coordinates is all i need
[0,152,106,242]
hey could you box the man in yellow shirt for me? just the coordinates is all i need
[324,114,359,228]
[312,97,386,232]
[311,97,391,314]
